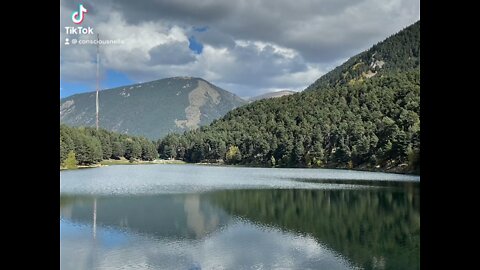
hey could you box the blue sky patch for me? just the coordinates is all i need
[60,69,134,98]
[188,36,203,54]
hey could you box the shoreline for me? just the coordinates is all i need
[60,158,187,170]
[193,163,419,176]
[61,159,419,176]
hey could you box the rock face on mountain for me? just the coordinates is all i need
[60,77,247,139]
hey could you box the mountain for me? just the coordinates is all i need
[60,77,247,139]
[305,21,419,91]
[249,90,296,102]
[157,21,420,173]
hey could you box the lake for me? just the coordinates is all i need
[60,164,420,270]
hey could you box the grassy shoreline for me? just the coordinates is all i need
[99,159,181,165]
[60,158,186,170]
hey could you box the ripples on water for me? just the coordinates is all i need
[60,164,419,195]
[60,164,420,269]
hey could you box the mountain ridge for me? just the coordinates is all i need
[249,90,297,102]
[305,21,420,91]
[60,77,247,139]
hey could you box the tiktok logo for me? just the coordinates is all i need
[71,4,88,24]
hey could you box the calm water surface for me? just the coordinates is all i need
[60,164,420,269]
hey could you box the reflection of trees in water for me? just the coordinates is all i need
[209,186,420,270]
[60,194,229,240]
[60,186,419,269]
[60,195,93,219]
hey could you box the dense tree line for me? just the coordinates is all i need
[157,70,420,173]
[60,125,157,167]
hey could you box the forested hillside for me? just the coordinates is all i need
[305,21,420,90]
[157,21,420,173]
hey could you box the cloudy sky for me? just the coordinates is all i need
[60,0,419,99]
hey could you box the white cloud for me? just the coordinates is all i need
[60,0,420,97]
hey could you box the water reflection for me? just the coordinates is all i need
[93,198,96,240]
[60,194,230,240]
[210,183,420,270]
[60,182,419,269]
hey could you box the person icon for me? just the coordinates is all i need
[65,38,70,45]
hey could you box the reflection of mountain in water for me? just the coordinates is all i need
[60,194,231,240]
[209,184,420,270]
[60,183,419,269]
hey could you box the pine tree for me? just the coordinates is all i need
[63,151,78,169]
